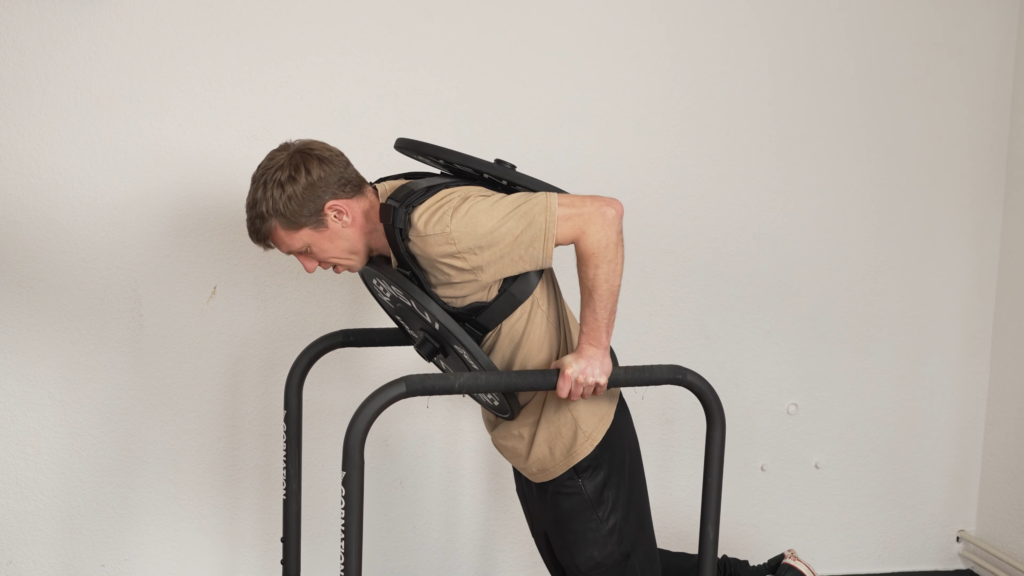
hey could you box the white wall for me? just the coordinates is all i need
[0,2,1019,575]
[975,0,1024,568]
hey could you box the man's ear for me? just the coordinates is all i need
[323,199,353,228]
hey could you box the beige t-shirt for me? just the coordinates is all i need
[376,179,620,483]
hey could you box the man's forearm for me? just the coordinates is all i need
[574,202,624,353]
[550,195,624,400]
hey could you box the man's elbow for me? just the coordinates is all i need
[601,197,624,226]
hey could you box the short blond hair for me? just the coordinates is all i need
[246,139,369,249]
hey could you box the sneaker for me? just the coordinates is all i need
[776,550,818,576]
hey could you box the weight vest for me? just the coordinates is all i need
[359,139,570,421]
[372,172,545,344]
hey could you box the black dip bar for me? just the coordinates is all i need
[281,328,726,576]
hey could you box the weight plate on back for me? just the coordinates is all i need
[394,138,568,194]
[358,256,522,420]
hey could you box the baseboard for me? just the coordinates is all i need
[834,570,977,576]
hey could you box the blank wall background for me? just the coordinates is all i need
[976,0,1024,568]
[1,1,1020,575]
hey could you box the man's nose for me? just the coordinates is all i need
[296,256,318,274]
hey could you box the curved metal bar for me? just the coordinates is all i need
[340,365,726,576]
[281,328,410,576]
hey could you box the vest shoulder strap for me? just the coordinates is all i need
[371,172,438,185]
[379,176,543,342]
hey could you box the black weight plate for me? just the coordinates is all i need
[358,256,522,420]
[395,138,568,194]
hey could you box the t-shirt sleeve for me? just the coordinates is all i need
[449,189,558,283]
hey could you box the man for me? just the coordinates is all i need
[246,139,816,576]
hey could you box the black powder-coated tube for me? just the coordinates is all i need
[339,365,725,576]
[281,328,410,576]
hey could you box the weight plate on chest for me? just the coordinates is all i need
[359,257,522,420]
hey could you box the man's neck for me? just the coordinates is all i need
[366,185,392,258]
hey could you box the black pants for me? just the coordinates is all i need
[514,395,746,576]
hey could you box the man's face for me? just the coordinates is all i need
[269,197,372,275]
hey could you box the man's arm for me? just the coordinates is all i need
[551,194,625,401]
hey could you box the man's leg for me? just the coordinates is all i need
[513,470,568,576]
[658,550,785,576]
[514,394,805,576]
[513,395,661,575]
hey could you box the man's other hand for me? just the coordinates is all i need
[551,344,613,401]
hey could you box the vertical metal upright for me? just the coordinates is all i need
[280,328,411,576]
